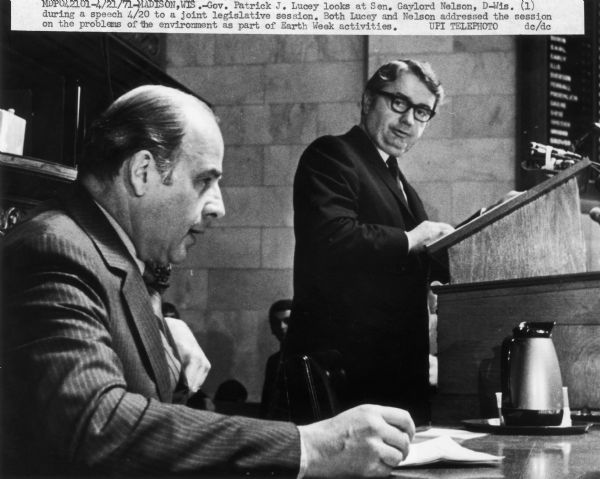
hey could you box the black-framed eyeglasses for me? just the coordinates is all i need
[375,90,436,123]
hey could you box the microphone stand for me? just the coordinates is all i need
[524,123,600,176]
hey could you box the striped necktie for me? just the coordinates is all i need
[386,155,410,206]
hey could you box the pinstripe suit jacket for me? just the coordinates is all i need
[1,185,300,476]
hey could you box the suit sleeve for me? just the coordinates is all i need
[294,137,410,270]
[3,233,301,475]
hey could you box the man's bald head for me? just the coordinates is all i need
[79,85,214,184]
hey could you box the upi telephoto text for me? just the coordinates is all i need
[12,0,584,35]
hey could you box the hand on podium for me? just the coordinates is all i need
[407,221,455,252]
[486,190,524,212]
[429,354,438,387]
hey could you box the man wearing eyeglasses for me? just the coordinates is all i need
[285,59,455,426]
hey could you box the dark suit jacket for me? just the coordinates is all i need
[285,126,445,424]
[1,186,300,476]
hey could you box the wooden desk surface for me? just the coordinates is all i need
[393,427,600,479]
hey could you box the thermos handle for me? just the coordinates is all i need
[501,336,514,407]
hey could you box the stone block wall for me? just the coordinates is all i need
[165,34,365,401]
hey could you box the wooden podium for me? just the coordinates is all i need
[427,159,600,423]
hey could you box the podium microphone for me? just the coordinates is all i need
[573,122,600,150]
[590,207,600,225]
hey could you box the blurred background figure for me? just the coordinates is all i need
[213,379,251,416]
[215,379,248,403]
[260,299,293,419]
[269,299,293,343]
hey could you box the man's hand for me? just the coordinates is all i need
[589,206,600,225]
[298,405,415,477]
[164,317,211,392]
[485,190,524,213]
[499,190,524,204]
[429,354,438,387]
[406,221,454,252]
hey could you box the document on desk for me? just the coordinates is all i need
[395,436,503,468]
[414,427,487,441]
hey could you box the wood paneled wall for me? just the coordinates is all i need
[433,273,600,423]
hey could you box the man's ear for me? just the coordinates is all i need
[361,91,373,116]
[127,150,154,196]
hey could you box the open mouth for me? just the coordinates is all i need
[189,225,206,236]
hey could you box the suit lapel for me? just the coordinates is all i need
[121,275,173,402]
[63,186,173,402]
[346,126,418,222]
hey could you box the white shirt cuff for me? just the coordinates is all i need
[297,426,308,479]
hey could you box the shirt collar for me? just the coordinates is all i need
[376,147,390,164]
[94,201,146,275]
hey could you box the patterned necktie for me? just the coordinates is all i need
[144,266,182,392]
[386,156,409,206]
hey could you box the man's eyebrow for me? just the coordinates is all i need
[196,168,222,179]
[392,92,434,109]
[193,168,222,185]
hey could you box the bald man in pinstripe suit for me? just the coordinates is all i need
[1,85,416,477]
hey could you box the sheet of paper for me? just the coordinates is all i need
[415,427,487,441]
[396,436,503,468]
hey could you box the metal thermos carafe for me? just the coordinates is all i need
[501,321,564,426]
